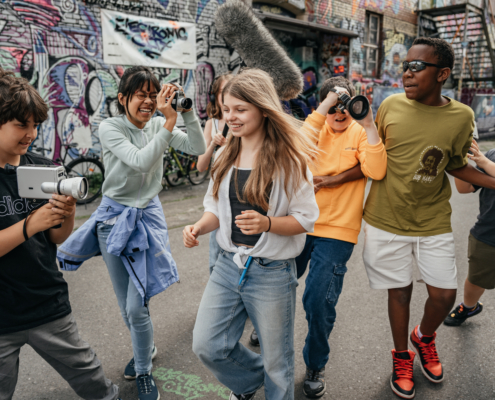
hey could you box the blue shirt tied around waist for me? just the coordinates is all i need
[57,196,179,306]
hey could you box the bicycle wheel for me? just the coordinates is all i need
[66,157,105,204]
[163,157,187,187]
[187,156,210,185]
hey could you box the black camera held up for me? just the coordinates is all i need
[169,83,193,113]
[329,89,370,121]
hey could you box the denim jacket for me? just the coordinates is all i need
[57,196,179,306]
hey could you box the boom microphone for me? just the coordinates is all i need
[215,0,303,101]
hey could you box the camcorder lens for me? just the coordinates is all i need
[42,178,88,200]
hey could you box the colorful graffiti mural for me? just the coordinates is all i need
[0,0,237,161]
[381,30,414,87]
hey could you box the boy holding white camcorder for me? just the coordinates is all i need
[0,68,120,400]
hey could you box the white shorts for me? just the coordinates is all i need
[362,223,457,290]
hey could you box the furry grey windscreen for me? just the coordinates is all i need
[214,0,303,101]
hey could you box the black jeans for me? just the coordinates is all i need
[296,235,354,370]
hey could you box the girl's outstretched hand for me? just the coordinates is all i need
[183,225,201,247]
[468,139,488,168]
[235,210,270,235]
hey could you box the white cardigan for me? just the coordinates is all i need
[203,166,319,269]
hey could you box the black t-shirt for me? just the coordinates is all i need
[0,152,71,335]
[229,168,271,247]
[471,149,495,248]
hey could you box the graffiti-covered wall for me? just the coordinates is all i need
[305,0,418,89]
[0,0,240,161]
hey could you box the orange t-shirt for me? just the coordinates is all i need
[304,112,387,244]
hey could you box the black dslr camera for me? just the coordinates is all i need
[329,89,370,120]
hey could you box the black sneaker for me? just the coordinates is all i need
[249,329,260,347]
[229,391,256,400]
[444,302,483,326]
[124,346,158,380]
[303,367,326,398]
[136,373,160,400]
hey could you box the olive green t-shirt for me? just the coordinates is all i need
[364,93,474,236]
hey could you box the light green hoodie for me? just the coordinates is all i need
[99,111,206,208]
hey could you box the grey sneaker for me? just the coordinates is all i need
[124,346,158,380]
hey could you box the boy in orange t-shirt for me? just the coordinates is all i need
[297,77,387,398]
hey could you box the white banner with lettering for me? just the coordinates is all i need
[101,10,196,69]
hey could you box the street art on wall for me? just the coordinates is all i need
[381,30,414,87]
[0,0,237,161]
[101,10,197,68]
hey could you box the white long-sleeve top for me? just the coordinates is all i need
[203,166,320,269]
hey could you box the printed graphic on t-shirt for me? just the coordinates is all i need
[0,196,36,217]
[413,146,445,183]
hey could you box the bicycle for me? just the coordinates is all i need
[32,143,105,205]
[162,146,210,187]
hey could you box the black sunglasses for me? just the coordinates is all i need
[402,60,446,73]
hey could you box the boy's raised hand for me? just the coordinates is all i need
[316,86,349,115]
[349,105,375,130]
[349,106,380,146]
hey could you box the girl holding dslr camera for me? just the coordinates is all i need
[60,66,205,400]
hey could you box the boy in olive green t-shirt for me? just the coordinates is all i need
[362,38,495,399]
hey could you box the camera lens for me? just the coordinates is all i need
[347,95,369,120]
[179,97,193,110]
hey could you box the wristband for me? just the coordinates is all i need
[266,216,271,232]
[23,218,30,241]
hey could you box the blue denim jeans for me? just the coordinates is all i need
[193,250,298,400]
[97,223,154,375]
[295,235,354,371]
[209,229,221,275]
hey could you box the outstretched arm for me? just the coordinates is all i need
[447,163,495,190]
[454,178,475,193]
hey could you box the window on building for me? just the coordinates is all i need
[363,12,381,78]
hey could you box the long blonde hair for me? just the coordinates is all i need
[211,68,318,211]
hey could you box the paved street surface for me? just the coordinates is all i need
[12,144,495,400]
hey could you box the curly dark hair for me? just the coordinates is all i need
[319,76,356,103]
[0,67,48,127]
[412,37,455,70]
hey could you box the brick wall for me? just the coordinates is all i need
[0,0,420,159]
[302,0,418,102]
[0,0,238,160]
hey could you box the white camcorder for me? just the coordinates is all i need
[17,165,88,201]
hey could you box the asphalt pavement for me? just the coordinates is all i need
[11,147,495,400]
